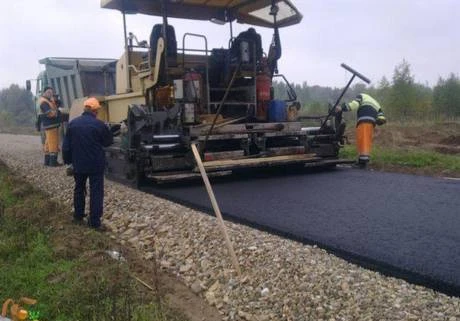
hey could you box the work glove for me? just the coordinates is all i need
[376,111,386,126]
[66,165,74,176]
[110,123,122,137]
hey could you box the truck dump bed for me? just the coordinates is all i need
[37,57,117,108]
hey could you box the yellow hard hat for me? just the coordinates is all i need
[84,97,101,111]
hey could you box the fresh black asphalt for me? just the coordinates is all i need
[142,167,460,296]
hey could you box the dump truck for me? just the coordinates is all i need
[27,57,117,116]
[27,57,117,147]
[69,0,353,184]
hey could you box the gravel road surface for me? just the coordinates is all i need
[1,134,459,321]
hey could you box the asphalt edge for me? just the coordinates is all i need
[145,187,460,299]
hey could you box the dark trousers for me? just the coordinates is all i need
[73,172,104,227]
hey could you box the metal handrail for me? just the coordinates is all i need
[273,74,297,102]
[177,48,211,54]
[182,33,210,112]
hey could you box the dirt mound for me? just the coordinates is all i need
[346,121,460,153]
[434,145,460,155]
[439,135,460,146]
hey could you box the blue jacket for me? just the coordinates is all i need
[62,111,113,174]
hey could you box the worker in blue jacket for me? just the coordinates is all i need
[62,97,113,230]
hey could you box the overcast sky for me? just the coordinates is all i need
[1,0,459,90]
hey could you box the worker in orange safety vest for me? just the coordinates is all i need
[335,93,386,168]
[39,87,61,166]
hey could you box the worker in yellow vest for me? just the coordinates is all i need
[39,87,61,166]
[336,93,386,168]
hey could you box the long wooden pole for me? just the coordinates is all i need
[191,144,241,276]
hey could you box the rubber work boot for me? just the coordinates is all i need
[358,159,369,170]
[351,160,369,170]
[88,223,108,232]
[72,217,86,225]
[44,154,50,166]
[48,155,63,167]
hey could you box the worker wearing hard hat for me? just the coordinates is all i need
[62,97,113,230]
[335,93,386,168]
[39,86,61,166]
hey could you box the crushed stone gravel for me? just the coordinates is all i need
[1,134,459,321]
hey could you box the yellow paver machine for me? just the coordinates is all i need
[94,0,357,184]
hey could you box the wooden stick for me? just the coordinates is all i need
[132,275,155,291]
[213,116,247,129]
[191,144,242,276]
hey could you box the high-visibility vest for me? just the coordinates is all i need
[344,93,381,112]
[343,93,386,125]
[39,97,60,129]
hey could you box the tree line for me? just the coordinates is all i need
[274,60,460,121]
[0,59,459,130]
[0,84,35,129]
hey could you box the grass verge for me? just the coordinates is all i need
[0,162,187,321]
[340,145,460,177]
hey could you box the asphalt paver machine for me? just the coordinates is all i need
[95,0,350,183]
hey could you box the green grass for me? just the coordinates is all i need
[0,163,187,321]
[340,145,460,175]
[0,228,74,319]
[0,170,17,207]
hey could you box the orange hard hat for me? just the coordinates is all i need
[17,309,28,320]
[84,97,101,111]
